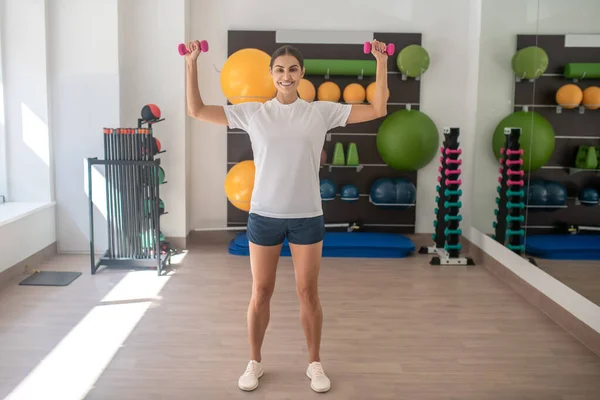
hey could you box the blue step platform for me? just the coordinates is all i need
[228,232,416,258]
[525,234,600,260]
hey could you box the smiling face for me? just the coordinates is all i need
[270,54,305,95]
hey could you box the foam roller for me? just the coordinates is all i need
[304,59,377,76]
[564,63,600,79]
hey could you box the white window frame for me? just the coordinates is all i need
[0,7,7,203]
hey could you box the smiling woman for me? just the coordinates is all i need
[184,38,389,393]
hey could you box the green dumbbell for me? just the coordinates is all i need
[432,234,437,241]
[436,196,440,203]
[445,189,462,196]
[507,202,525,209]
[445,201,462,208]
[434,220,438,227]
[435,208,439,214]
[507,244,525,251]
[506,229,525,236]
[506,215,524,222]
[493,221,497,228]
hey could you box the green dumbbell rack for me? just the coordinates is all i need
[492,127,536,266]
[419,127,474,266]
[87,114,171,276]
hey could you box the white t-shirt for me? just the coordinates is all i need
[224,98,352,219]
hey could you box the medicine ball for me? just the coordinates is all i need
[142,104,161,122]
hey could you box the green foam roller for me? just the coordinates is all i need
[304,59,377,76]
[444,201,462,208]
[332,142,345,165]
[445,189,462,196]
[507,202,525,209]
[506,190,525,197]
[564,63,600,79]
[444,228,462,236]
[506,215,525,222]
[445,244,462,251]
[346,142,360,166]
[444,215,462,222]
[506,229,525,236]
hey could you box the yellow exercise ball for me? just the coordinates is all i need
[220,48,276,104]
[343,83,366,104]
[317,81,341,102]
[582,86,600,110]
[224,160,255,212]
[298,79,316,101]
[366,82,390,103]
[555,83,583,109]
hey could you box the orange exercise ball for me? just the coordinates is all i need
[583,86,600,110]
[366,82,390,103]
[220,48,276,104]
[224,160,255,212]
[317,81,341,102]
[555,84,583,109]
[298,79,316,102]
[343,83,366,104]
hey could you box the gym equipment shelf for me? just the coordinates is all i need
[87,123,171,276]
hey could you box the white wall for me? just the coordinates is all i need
[189,0,481,233]
[48,0,120,253]
[0,203,55,274]
[118,0,187,240]
[472,0,600,233]
[0,0,51,203]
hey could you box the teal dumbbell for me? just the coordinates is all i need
[506,189,525,197]
[433,220,438,227]
[493,221,497,228]
[432,234,437,241]
[435,208,439,214]
[445,189,462,197]
[497,186,502,193]
[507,244,525,251]
[444,228,462,236]
[436,196,440,203]
[494,209,499,216]
[506,215,524,222]
[445,243,462,251]
[444,214,462,222]
[444,201,462,208]
[436,185,441,192]
[496,197,500,204]
[507,202,525,209]
[506,229,525,236]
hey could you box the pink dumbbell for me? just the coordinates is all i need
[507,169,524,176]
[445,169,461,175]
[364,41,395,56]
[178,40,209,56]
[446,158,462,165]
[445,148,462,155]
[446,179,462,185]
[506,159,523,166]
[507,179,524,186]
[505,149,523,156]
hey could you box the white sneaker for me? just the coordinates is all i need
[306,361,331,393]
[238,360,264,391]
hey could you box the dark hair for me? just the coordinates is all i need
[269,45,304,69]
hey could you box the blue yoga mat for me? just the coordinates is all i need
[228,232,415,258]
[525,234,600,260]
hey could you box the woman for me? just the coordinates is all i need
[185,39,388,393]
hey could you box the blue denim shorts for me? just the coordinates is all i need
[246,213,325,246]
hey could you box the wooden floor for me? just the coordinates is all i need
[1,239,600,399]
[536,259,600,307]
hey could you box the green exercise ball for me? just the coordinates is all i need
[492,111,555,172]
[377,109,439,171]
[396,45,430,78]
[511,46,548,79]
